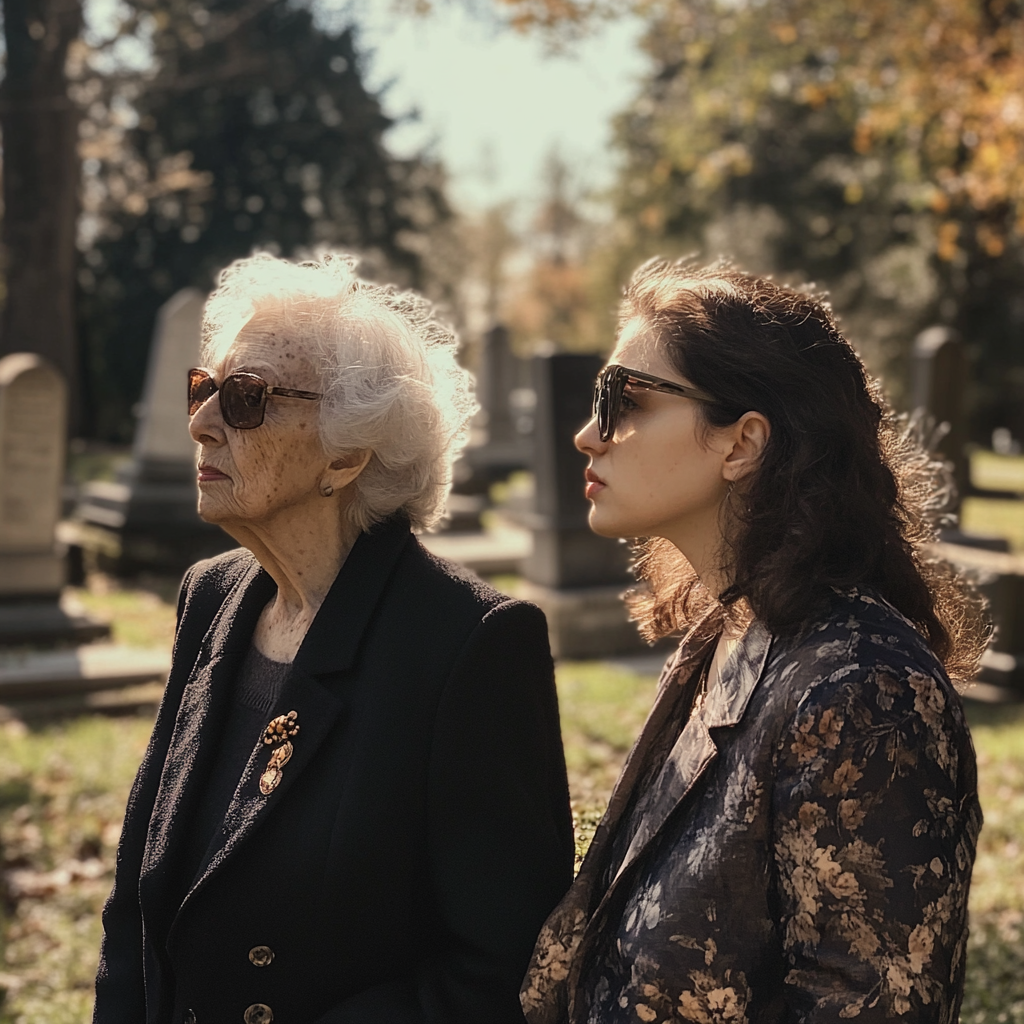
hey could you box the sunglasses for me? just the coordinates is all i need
[594,364,716,442]
[188,368,322,430]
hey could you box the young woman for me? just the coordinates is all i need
[522,260,987,1024]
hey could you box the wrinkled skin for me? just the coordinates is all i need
[188,308,368,662]
[189,310,337,529]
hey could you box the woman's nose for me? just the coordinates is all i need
[188,392,225,445]
[575,414,605,456]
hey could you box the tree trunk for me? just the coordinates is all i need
[0,0,82,430]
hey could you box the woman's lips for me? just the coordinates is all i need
[584,467,606,500]
[197,463,230,483]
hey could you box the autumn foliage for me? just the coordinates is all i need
[497,0,1024,258]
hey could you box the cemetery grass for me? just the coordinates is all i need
[0,593,1022,1020]
[66,574,178,650]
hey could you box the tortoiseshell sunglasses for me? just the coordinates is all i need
[594,364,715,441]
[188,368,321,430]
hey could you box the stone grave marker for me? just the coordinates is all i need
[0,353,109,645]
[446,323,531,532]
[72,288,234,572]
[519,352,648,658]
[478,323,517,447]
[914,326,1024,696]
[912,325,969,506]
[133,287,208,471]
[0,353,67,599]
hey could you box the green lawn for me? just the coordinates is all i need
[0,585,1021,1021]
[961,497,1024,553]
[0,714,154,1023]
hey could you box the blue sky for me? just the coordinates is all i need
[352,3,648,211]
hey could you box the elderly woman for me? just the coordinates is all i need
[95,253,574,1024]
[522,260,986,1024]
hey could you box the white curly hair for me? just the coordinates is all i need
[201,251,477,533]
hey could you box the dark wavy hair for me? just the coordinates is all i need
[622,258,988,685]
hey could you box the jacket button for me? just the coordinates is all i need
[243,1005,273,1024]
[248,945,274,967]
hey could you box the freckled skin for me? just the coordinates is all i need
[189,309,370,662]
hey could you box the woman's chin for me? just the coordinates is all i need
[587,505,633,540]
[196,495,237,526]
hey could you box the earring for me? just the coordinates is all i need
[321,484,334,497]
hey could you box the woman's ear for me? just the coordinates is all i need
[323,450,373,493]
[722,412,770,483]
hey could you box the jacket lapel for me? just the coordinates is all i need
[522,635,713,1024]
[581,637,711,888]
[172,516,415,915]
[612,617,774,882]
[174,665,345,917]
[139,556,274,916]
[529,618,776,1024]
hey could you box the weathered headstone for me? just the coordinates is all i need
[933,541,1024,693]
[912,325,969,506]
[478,323,518,446]
[519,352,648,658]
[914,327,1024,695]
[0,353,67,598]
[133,287,208,473]
[446,323,531,532]
[72,289,234,572]
[0,354,108,645]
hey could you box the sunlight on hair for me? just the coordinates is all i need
[620,257,989,690]
[202,251,477,532]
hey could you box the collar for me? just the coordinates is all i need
[290,513,414,677]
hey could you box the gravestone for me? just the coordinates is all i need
[446,324,531,532]
[0,354,107,645]
[934,541,1024,693]
[72,289,234,572]
[133,287,209,474]
[0,353,67,598]
[478,323,517,446]
[914,327,1024,695]
[519,352,647,658]
[912,325,969,507]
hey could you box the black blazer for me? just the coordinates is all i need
[95,515,574,1024]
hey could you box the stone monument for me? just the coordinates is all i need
[912,325,1024,693]
[477,323,519,447]
[447,324,532,532]
[518,352,647,658]
[0,354,107,645]
[912,325,969,507]
[73,288,235,573]
[134,287,209,476]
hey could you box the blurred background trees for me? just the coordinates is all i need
[74,0,451,440]
[591,0,1024,441]
[505,149,599,352]
[458,0,1024,445]
[0,0,83,417]
[2,0,1024,446]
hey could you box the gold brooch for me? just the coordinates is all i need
[260,711,300,795]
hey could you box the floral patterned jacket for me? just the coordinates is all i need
[521,590,981,1024]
